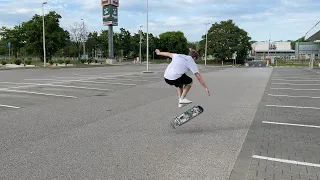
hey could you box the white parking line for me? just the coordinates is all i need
[0,104,20,109]
[272,83,320,86]
[252,155,320,168]
[10,83,115,91]
[272,76,320,78]
[272,79,320,81]
[0,82,37,85]
[0,89,77,98]
[271,87,320,91]
[262,121,320,129]
[74,80,137,86]
[266,105,320,110]
[268,94,320,99]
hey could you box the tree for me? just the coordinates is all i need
[158,31,188,54]
[0,25,25,58]
[200,19,252,64]
[22,11,70,61]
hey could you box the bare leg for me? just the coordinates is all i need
[181,82,192,99]
[177,86,183,98]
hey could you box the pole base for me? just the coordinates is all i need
[142,71,154,73]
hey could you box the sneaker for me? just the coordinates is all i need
[179,98,192,104]
[178,103,185,108]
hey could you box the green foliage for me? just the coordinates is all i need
[57,60,64,64]
[1,60,7,65]
[12,58,21,65]
[25,59,32,65]
[48,60,54,65]
[65,59,70,64]
[199,19,252,64]
[22,11,70,61]
[158,31,188,54]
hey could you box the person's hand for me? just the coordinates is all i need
[205,87,210,96]
[155,49,160,55]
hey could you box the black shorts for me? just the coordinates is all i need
[164,73,193,88]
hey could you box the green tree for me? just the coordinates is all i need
[0,25,25,58]
[158,31,188,54]
[22,11,69,61]
[200,19,252,64]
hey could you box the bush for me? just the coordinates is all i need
[12,58,21,65]
[57,60,64,64]
[87,58,93,64]
[65,59,71,64]
[25,59,32,65]
[48,60,54,65]
[79,59,86,63]
[1,60,7,65]
[94,59,98,63]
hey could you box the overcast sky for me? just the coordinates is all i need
[0,0,319,42]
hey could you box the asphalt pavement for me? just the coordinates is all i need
[2,64,310,180]
[230,67,320,180]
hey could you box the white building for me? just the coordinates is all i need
[251,41,295,60]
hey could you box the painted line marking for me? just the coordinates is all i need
[272,79,320,81]
[7,83,115,91]
[266,105,320,110]
[262,121,320,129]
[0,82,37,85]
[74,80,137,86]
[268,94,320,99]
[0,104,20,109]
[271,87,320,91]
[0,89,77,98]
[272,83,320,86]
[252,155,320,168]
[309,69,320,75]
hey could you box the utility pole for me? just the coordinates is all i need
[204,23,210,66]
[42,1,47,67]
[81,19,86,60]
[139,25,143,65]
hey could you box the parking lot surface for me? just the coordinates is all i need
[0,64,279,179]
[230,67,320,180]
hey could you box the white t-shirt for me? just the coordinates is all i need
[164,53,199,80]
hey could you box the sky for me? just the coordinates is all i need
[0,0,320,42]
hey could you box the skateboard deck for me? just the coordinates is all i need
[171,105,204,128]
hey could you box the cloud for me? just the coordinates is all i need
[0,0,320,42]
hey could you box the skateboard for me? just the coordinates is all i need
[171,106,204,128]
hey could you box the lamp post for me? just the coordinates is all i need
[143,0,152,73]
[204,23,210,66]
[139,25,143,65]
[42,2,47,67]
[81,18,86,60]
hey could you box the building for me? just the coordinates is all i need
[295,42,320,60]
[303,21,320,60]
[251,41,295,60]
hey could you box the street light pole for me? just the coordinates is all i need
[139,25,143,65]
[81,19,86,59]
[143,0,152,73]
[42,2,47,67]
[146,0,149,71]
[204,23,210,66]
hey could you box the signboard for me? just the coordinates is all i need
[101,0,110,6]
[111,0,119,7]
[101,0,119,7]
[8,42,10,48]
[102,5,118,26]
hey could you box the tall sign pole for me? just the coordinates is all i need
[102,0,118,64]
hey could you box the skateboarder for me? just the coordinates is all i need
[155,48,210,107]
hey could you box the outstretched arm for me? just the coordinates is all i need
[195,72,210,96]
[155,49,173,58]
